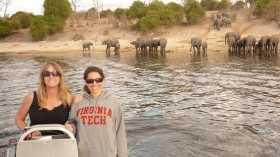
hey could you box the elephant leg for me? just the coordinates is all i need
[106,45,110,53]
[108,46,111,53]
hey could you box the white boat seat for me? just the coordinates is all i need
[16,124,78,157]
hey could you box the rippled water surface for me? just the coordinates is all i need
[0,51,280,156]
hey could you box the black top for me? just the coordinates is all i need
[29,91,70,127]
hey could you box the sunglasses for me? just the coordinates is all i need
[43,71,61,77]
[86,78,104,84]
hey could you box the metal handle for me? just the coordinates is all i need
[18,124,75,142]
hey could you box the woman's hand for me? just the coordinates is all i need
[74,93,83,103]
[65,124,74,133]
[31,131,42,137]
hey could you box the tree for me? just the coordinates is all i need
[0,0,3,13]
[166,2,185,23]
[44,0,72,21]
[252,0,280,20]
[245,0,257,8]
[70,0,80,12]
[233,0,246,9]
[200,0,218,10]
[10,11,35,29]
[92,0,103,20]
[43,0,72,33]
[263,0,280,20]
[29,16,49,41]
[184,0,205,24]
[126,1,147,20]
[2,0,11,19]
[114,8,127,19]
[215,0,231,10]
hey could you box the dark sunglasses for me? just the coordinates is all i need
[86,78,104,84]
[43,71,61,77]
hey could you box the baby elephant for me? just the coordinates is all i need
[82,42,93,51]
[202,41,207,54]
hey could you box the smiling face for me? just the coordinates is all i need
[43,65,61,88]
[86,72,104,98]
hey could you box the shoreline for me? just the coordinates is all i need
[1,10,280,56]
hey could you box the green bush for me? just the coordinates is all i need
[138,12,162,32]
[85,8,97,19]
[232,0,246,9]
[157,9,174,25]
[263,0,280,20]
[9,20,21,30]
[166,2,184,23]
[126,1,147,20]
[131,1,184,32]
[42,0,71,35]
[10,11,35,29]
[147,0,165,11]
[0,19,21,38]
[100,9,114,18]
[30,16,49,41]
[184,0,205,24]
[200,0,218,10]
[254,0,280,20]
[43,0,72,21]
[215,0,231,10]
[45,16,65,34]
[0,20,12,37]
[114,8,127,19]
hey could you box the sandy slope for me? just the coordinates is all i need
[0,10,280,55]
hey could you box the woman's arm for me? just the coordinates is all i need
[68,92,84,107]
[115,104,128,157]
[15,92,33,131]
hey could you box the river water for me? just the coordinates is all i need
[0,51,280,157]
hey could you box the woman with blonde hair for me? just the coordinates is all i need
[15,61,73,136]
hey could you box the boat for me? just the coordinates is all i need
[5,124,78,157]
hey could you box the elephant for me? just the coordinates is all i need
[221,12,230,18]
[256,35,269,55]
[149,39,160,52]
[245,35,256,54]
[115,43,120,53]
[190,37,202,54]
[267,35,279,55]
[202,41,207,54]
[130,41,141,52]
[159,38,167,53]
[222,17,231,27]
[102,39,120,54]
[137,37,151,52]
[213,18,222,31]
[225,32,241,45]
[227,36,236,53]
[82,42,93,51]
[236,37,246,55]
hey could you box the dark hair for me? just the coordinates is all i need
[83,66,105,80]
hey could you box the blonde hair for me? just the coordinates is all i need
[37,61,71,109]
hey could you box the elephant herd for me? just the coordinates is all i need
[225,31,279,56]
[130,37,167,53]
[82,32,278,56]
[213,12,232,31]
[82,37,168,54]
[82,39,120,54]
